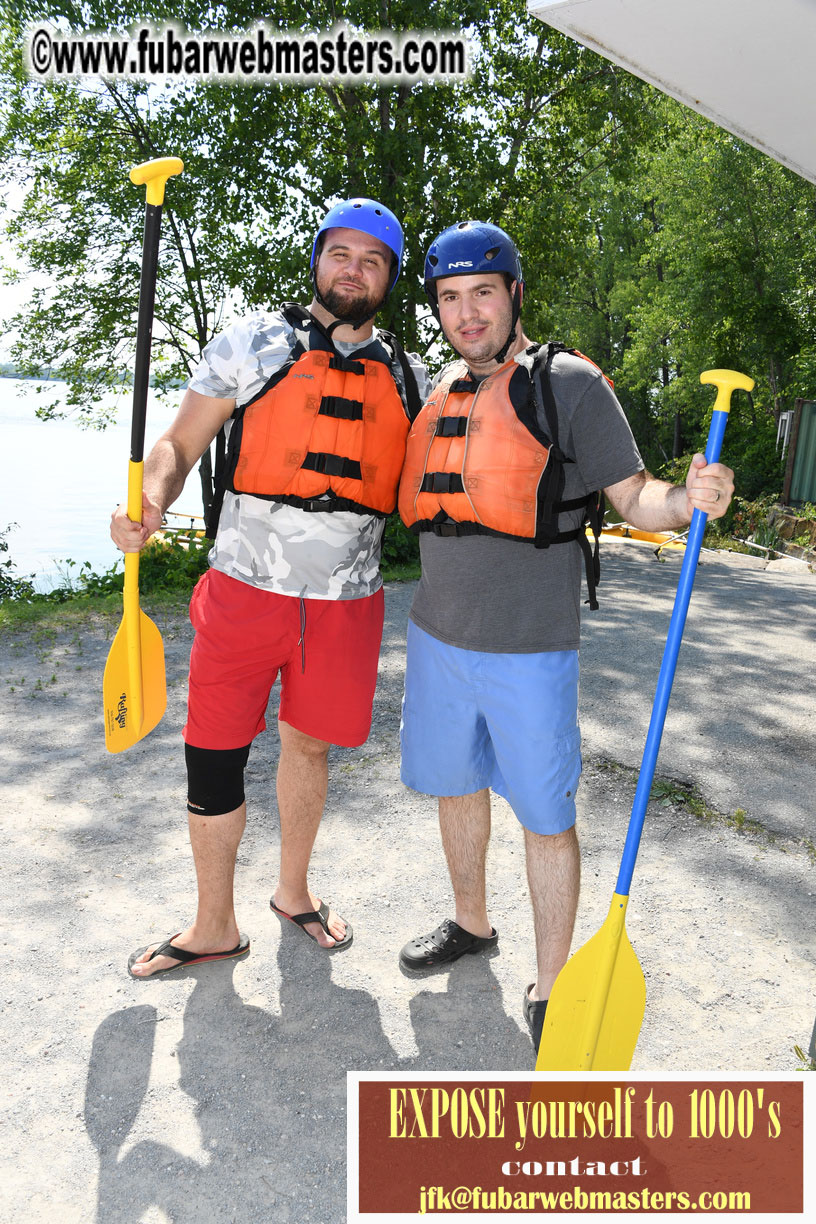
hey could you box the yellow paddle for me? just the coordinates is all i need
[103,157,183,754]
[536,368,755,1071]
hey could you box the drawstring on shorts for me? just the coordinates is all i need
[298,597,307,673]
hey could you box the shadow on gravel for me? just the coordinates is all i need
[83,947,544,1221]
[400,956,532,1071]
[84,943,397,1224]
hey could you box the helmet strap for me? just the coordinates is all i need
[487,280,523,364]
[310,264,331,314]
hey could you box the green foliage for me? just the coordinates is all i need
[793,1044,816,1072]
[0,524,36,601]
[729,493,779,541]
[649,777,710,820]
[65,559,124,597]
[381,512,419,573]
[0,537,124,605]
[655,454,692,486]
[139,533,212,590]
[525,96,816,484]
[2,0,814,521]
[0,2,670,392]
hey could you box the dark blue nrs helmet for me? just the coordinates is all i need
[423,221,524,363]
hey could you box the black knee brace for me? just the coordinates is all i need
[185,743,251,816]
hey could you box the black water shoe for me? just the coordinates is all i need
[399,918,498,971]
[523,983,548,1051]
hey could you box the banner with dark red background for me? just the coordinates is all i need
[355,1078,803,1215]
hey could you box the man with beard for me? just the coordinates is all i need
[112,198,425,976]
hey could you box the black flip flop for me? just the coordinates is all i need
[269,898,353,951]
[127,933,250,978]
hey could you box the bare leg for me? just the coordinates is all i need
[438,790,494,938]
[524,825,580,1001]
[271,719,345,947]
[130,804,246,977]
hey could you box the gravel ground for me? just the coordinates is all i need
[1,544,813,1222]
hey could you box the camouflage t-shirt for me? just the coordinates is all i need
[189,309,427,600]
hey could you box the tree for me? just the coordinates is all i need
[5,1,812,510]
[1,2,654,391]
[515,93,816,496]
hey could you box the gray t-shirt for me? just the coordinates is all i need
[409,348,644,652]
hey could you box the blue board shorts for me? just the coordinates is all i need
[400,621,582,835]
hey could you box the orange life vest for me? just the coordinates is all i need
[398,343,606,606]
[222,305,418,517]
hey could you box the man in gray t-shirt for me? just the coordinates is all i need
[397,221,735,1052]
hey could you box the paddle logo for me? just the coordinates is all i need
[116,692,128,729]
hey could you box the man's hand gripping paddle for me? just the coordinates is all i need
[103,157,183,753]
[535,368,754,1072]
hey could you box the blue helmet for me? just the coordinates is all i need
[424,221,523,302]
[311,197,403,290]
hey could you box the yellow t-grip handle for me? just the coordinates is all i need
[130,156,184,206]
[699,368,755,414]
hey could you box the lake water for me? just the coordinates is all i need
[1,379,204,591]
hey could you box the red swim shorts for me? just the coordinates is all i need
[183,569,385,749]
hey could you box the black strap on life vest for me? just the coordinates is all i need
[527,342,603,609]
[531,343,603,609]
[301,451,363,480]
[204,304,421,536]
[204,424,227,538]
[377,325,422,423]
[421,472,465,494]
[319,396,364,420]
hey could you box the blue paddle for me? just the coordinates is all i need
[536,367,755,1071]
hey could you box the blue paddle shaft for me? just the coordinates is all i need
[615,408,729,897]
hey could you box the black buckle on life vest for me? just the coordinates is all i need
[296,495,335,512]
[328,353,365,374]
[449,377,480,393]
[431,518,462,536]
[420,472,465,494]
[435,417,468,437]
[319,396,364,420]
[302,451,362,480]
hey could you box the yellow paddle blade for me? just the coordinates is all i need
[103,606,166,754]
[536,894,646,1072]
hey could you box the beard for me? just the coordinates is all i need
[318,276,387,323]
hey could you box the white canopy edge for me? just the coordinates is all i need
[527,0,816,184]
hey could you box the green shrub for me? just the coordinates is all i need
[733,437,784,502]
[381,513,419,569]
[655,454,693,486]
[730,493,779,540]
[0,525,36,603]
[139,533,212,591]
